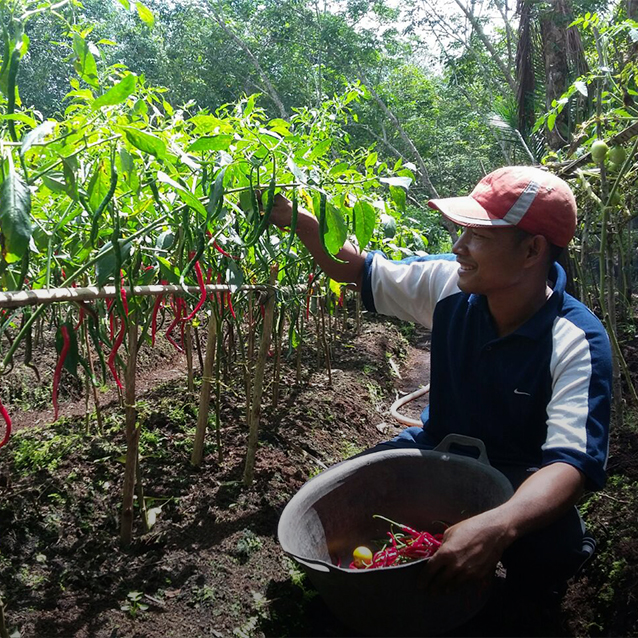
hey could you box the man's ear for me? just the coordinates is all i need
[523,234,549,268]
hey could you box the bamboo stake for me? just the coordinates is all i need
[319,296,333,387]
[185,323,194,393]
[243,265,278,486]
[272,307,285,408]
[120,320,139,547]
[191,312,218,466]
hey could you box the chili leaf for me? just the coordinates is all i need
[72,34,99,89]
[20,120,56,156]
[157,171,207,219]
[95,239,133,287]
[0,170,32,264]
[121,126,166,159]
[187,135,234,153]
[92,73,137,110]
[353,200,376,250]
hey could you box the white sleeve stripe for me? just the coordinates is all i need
[543,317,593,455]
[371,255,461,327]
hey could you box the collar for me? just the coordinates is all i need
[470,262,566,342]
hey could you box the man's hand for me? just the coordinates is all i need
[262,193,294,229]
[420,462,585,594]
[421,509,512,593]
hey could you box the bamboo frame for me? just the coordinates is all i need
[0,284,270,309]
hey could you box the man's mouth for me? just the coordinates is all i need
[457,262,475,272]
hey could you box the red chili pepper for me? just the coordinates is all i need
[0,399,12,449]
[166,297,184,352]
[206,267,213,285]
[212,240,237,260]
[338,291,344,308]
[52,325,71,421]
[226,292,236,319]
[75,307,85,330]
[107,289,129,390]
[184,262,207,321]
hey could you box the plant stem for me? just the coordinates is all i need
[192,311,217,466]
[243,264,278,486]
[120,320,139,547]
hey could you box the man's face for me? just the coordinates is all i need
[452,226,529,296]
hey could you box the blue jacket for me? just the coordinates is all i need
[362,252,612,490]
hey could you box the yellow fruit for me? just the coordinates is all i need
[353,545,373,567]
[591,140,609,162]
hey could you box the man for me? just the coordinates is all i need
[268,166,612,602]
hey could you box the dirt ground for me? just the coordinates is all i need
[0,312,637,638]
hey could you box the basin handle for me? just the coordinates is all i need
[433,434,490,466]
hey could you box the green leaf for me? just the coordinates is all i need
[547,112,557,132]
[117,0,130,8]
[365,152,378,169]
[95,239,133,287]
[157,171,207,219]
[88,160,111,213]
[353,200,376,250]
[156,230,174,251]
[121,126,166,159]
[20,121,56,156]
[308,139,332,161]
[72,34,99,89]
[389,185,406,211]
[42,173,67,193]
[136,1,155,27]
[187,135,234,152]
[324,201,347,255]
[92,73,137,109]
[0,170,32,263]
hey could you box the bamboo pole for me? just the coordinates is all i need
[120,320,139,547]
[0,284,270,309]
[185,323,194,393]
[243,265,278,486]
[191,312,218,466]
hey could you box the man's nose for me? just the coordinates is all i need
[452,229,468,254]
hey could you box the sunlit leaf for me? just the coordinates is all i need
[136,1,155,27]
[0,170,32,263]
[379,176,412,189]
[20,120,56,156]
[324,201,347,255]
[72,34,99,89]
[308,139,331,161]
[157,171,207,219]
[92,73,137,109]
[187,135,234,152]
[121,126,166,159]
[353,200,376,250]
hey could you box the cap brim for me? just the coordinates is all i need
[428,196,513,228]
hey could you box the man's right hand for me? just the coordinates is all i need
[268,193,295,229]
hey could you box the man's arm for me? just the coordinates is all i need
[421,462,585,591]
[269,194,367,288]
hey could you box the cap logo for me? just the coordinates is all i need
[501,180,540,225]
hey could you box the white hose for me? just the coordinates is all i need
[390,384,430,427]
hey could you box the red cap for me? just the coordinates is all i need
[427,166,577,247]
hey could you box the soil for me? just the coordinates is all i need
[0,313,637,638]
